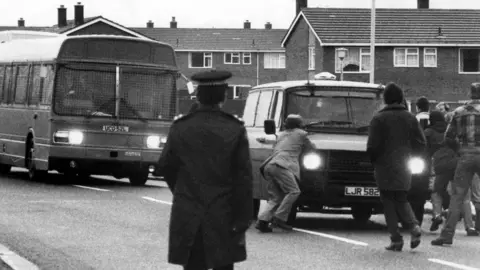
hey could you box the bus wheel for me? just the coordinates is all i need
[0,164,11,174]
[253,199,260,220]
[129,172,148,186]
[25,140,47,181]
[351,206,373,223]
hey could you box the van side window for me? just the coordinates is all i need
[242,91,260,127]
[273,91,284,128]
[254,90,274,127]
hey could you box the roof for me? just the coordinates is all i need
[0,35,174,62]
[0,30,61,43]
[282,8,480,47]
[132,28,286,51]
[60,17,150,39]
[252,80,384,90]
[0,16,101,34]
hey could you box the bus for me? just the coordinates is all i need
[0,30,62,43]
[0,35,179,185]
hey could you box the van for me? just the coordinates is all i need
[244,78,386,224]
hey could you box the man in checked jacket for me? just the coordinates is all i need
[432,83,480,246]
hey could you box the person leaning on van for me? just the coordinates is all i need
[255,115,316,232]
[367,82,426,251]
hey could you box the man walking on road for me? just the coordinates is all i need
[432,83,480,246]
[367,82,425,251]
[158,70,253,270]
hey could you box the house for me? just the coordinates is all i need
[283,0,480,107]
[0,2,288,114]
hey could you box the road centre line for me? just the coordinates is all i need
[292,228,369,246]
[428,259,480,270]
[72,185,110,192]
[142,196,173,205]
[0,243,39,270]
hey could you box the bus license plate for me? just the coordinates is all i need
[345,187,379,197]
[103,125,129,132]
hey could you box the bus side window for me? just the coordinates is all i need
[254,90,274,127]
[0,65,5,103]
[242,91,260,127]
[14,65,29,105]
[273,91,284,129]
[29,65,42,105]
[4,65,16,104]
[40,65,54,105]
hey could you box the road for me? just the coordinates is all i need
[0,168,479,270]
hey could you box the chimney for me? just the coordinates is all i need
[147,20,154,28]
[58,5,67,28]
[296,0,308,14]
[265,22,272,29]
[244,20,251,29]
[17,18,25,27]
[170,17,177,28]
[74,2,84,26]
[417,0,429,9]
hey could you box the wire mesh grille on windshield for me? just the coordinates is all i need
[53,64,176,120]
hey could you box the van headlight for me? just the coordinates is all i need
[302,152,322,170]
[408,157,425,174]
[53,130,84,145]
[146,135,167,149]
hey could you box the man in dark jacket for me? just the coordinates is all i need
[367,82,426,251]
[158,70,253,270]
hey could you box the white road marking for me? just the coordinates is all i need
[0,243,39,270]
[428,259,480,270]
[142,196,172,205]
[293,228,369,246]
[72,185,110,192]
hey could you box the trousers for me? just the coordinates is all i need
[258,163,300,222]
[184,230,234,270]
[380,190,419,241]
[446,182,475,230]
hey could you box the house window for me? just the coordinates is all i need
[335,47,371,73]
[190,52,212,68]
[308,47,315,70]
[459,49,480,73]
[224,53,241,64]
[424,48,437,67]
[264,53,286,69]
[243,53,251,65]
[394,48,419,67]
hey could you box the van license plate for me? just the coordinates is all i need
[345,187,380,197]
[103,125,129,132]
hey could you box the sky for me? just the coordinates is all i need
[1,0,480,29]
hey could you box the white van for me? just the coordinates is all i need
[244,78,386,224]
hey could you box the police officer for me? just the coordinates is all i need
[158,70,253,270]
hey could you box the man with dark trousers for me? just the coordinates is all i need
[158,70,253,270]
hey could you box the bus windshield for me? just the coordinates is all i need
[285,87,384,129]
[53,64,176,121]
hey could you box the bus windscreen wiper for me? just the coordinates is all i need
[118,98,147,122]
[87,97,115,118]
[304,120,353,127]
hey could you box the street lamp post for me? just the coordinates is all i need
[336,47,348,81]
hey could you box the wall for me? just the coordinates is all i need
[284,17,309,80]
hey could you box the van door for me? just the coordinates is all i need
[246,89,280,200]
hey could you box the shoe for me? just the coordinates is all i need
[466,228,479,236]
[431,237,453,246]
[410,225,422,249]
[385,240,404,252]
[271,217,293,231]
[254,220,272,233]
[430,216,443,232]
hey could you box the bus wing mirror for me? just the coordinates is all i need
[186,82,195,95]
[40,66,47,78]
[264,120,276,135]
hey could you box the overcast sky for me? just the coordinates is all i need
[1,0,480,29]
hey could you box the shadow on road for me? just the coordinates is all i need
[293,214,388,233]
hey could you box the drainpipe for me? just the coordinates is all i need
[256,51,260,85]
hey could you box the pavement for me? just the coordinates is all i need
[0,168,479,270]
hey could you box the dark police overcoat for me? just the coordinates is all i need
[158,105,253,268]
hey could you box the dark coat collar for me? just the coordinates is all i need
[380,103,407,112]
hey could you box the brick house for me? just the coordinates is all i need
[0,3,287,114]
[283,0,480,108]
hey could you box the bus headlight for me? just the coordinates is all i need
[146,135,160,149]
[53,130,84,145]
[408,157,425,174]
[302,153,322,170]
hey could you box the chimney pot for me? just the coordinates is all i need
[147,20,154,28]
[74,2,84,26]
[296,0,308,14]
[244,20,251,29]
[265,22,272,29]
[170,17,177,28]
[58,5,67,28]
[18,18,25,27]
[417,0,429,9]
